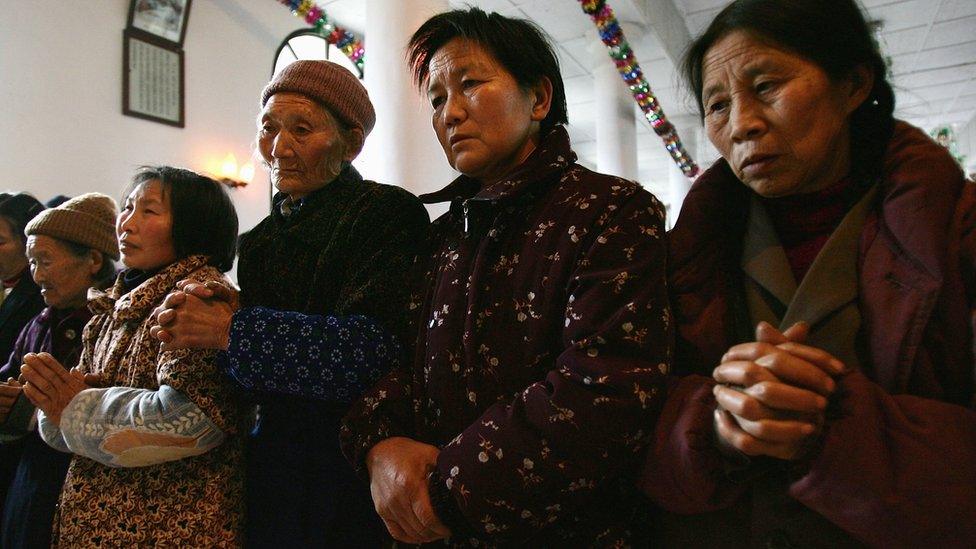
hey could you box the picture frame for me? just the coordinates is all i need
[122,29,185,127]
[127,0,192,47]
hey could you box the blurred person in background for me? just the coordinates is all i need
[0,193,118,548]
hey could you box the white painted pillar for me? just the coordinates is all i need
[666,113,705,229]
[359,0,453,218]
[588,28,639,181]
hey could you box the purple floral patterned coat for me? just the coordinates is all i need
[342,127,672,546]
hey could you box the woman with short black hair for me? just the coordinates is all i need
[21,167,244,546]
[128,165,238,272]
[342,8,671,546]
[641,0,976,546]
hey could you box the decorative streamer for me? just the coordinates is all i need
[578,0,699,177]
[931,126,967,167]
[276,0,365,78]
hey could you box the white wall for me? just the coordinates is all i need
[0,0,303,238]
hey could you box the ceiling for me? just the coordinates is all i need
[320,0,976,198]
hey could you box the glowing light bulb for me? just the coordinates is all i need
[220,153,238,179]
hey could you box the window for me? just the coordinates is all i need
[272,29,359,78]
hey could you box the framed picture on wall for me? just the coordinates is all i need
[122,29,185,127]
[127,0,192,46]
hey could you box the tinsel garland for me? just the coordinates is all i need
[276,0,365,77]
[579,0,699,177]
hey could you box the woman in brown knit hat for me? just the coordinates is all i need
[0,192,118,548]
[149,61,429,546]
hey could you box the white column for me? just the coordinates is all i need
[359,0,453,218]
[666,113,705,229]
[588,28,638,181]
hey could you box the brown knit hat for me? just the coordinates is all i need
[261,60,376,136]
[25,193,119,260]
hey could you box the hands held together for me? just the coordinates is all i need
[19,353,101,426]
[150,279,239,351]
[713,321,846,461]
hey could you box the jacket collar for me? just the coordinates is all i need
[672,121,966,286]
[37,305,92,327]
[875,121,966,280]
[271,165,363,222]
[0,273,41,327]
[420,125,576,206]
[89,255,211,320]
[742,184,878,332]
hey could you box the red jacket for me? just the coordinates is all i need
[642,122,976,548]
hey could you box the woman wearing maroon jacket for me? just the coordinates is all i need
[342,7,671,546]
[641,1,976,547]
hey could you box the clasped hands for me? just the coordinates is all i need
[149,279,239,351]
[713,321,846,461]
[17,353,101,426]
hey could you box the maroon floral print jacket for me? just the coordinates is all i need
[342,127,672,545]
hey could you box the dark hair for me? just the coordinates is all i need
[46,195,71,208]
[683,0,895,182]
[407,7,568,136]
[0,192,44,245]
[62,240,117,289]
[125,166,238,272]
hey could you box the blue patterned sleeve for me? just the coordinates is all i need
[222,307,401,403]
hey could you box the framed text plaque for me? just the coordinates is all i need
[122,29,185,127]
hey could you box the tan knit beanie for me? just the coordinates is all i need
[25,193,119,260]
[261,60,376,136]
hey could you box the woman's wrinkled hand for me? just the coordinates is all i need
[149,279,239,351]
[20,353,91,426]
[712,322,845,460]
[0,378,23,422]
[366,436,452,544]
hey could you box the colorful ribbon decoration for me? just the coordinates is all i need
[276,0,365,78]
[579,0,699,177]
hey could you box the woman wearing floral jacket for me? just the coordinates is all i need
[21,167,243,546]
[341,8,671,546]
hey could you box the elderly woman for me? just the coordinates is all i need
[0,193,118,548]
[149,60,429,546]
[340,8,671,546]
[20,167,243,546]
[641,0,976,547]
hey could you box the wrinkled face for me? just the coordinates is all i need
[701,30,866,197]
[427,38,549,184]
[27,235,98,310]
[0,218,27,281]
[116,180,177,271]
[257,92,354,199]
